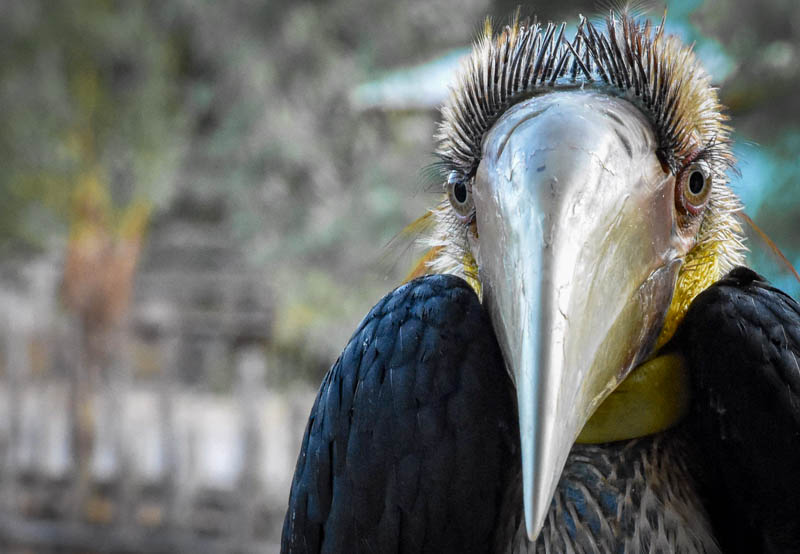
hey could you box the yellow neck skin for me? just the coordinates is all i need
[576,352,689,443]
[577,244,721,444]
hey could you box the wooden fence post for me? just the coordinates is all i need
[161,331,182,530]
[235,345,266,549]
[1,322,26,517]
[111,322,134,531]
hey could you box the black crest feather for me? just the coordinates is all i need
[436,12,734,179]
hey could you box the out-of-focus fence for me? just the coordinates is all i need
[0,261,315,553]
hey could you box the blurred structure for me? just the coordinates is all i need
[0,0,797,552]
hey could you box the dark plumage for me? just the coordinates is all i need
[282,275,518,553]
[678,267,800,553]
[284,271,800,552]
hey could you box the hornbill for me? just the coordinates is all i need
[282,12,800,553]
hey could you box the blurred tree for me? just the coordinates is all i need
[0,1,187,256]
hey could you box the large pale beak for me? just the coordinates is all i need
[473,91,693,541]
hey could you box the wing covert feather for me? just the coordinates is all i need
[678,267,800,553]
[282,274,518,553]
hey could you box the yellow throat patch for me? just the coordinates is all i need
[578,240,722,443]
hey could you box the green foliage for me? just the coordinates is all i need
[0,1,188,254]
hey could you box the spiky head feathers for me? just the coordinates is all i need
[416,11,745,338]
[436,12,732,178]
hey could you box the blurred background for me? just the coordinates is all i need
[0,0,797,552]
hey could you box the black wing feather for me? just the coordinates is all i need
[678,267,800,553]
[281,274,518,553]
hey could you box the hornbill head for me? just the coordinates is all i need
[411,12,745,540]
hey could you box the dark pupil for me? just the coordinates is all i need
[688,171,705,195]
[453,181,468,203]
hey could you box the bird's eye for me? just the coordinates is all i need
[446,171,475,220]
[676,161,712,215]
